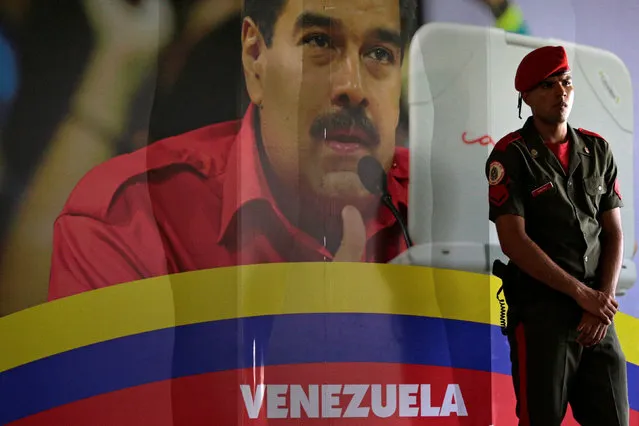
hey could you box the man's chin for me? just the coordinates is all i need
[541,114,569,125]
[309,172,377,212]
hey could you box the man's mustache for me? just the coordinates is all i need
[309,108,380,146]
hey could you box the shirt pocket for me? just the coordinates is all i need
[583,175,606,213]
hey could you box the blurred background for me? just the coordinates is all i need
[426,0,639,317]
[0,0,636,317]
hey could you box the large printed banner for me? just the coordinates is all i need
[0,263,637,425]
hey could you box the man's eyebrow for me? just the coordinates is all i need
[549,71,572,79]
[294,12,342,33]
[369,28,402,49]
[541,73,572,84]
[292,13,402,49]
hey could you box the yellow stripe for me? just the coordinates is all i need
[0,263,637,373]
[616,313,639,364]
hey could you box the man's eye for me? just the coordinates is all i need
[303,34,332,49]
[367,47,395,64]
[541,82,553,89]
[563,80,573,86]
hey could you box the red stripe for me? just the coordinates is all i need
[577,128,604,140]
[516,323,530,426]
[10,364,494,425]
[614,179,623,200]
[494,131,523,152]
[9,366,637,425]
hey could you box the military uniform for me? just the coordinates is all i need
[486,117,629,425]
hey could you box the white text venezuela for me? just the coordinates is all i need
[240,384,468,419]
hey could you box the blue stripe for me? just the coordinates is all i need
[0,313,636,423]
[629,363,639,408]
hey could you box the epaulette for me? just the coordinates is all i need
[63,141,210,220]
[494,131,523,152]
[577,128,606,141]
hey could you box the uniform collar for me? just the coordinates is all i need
[217,104,409,244]
[520,117,589,177]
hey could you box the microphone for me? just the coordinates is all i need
[357,156,413,248]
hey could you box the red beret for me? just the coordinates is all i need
[515,46,570,93]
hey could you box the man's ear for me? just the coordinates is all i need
[242,17,267,107]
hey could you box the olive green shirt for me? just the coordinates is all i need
[486,117,623,304]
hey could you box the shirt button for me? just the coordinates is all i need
[568,180,573,186]
[392,162,398,168]
[584,256,589,262]
[598,185,602,191]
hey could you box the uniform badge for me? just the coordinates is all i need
[531,182,554,198]
[488,161,505,185]
[489,184,509,206]
[531,149,538,158]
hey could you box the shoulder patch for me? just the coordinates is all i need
[494,131,523,152]
[489,184,509,207]
[577,128,605,140]
[62,142,211,220]
[488,161,506,185]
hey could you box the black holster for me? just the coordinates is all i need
[492,259,515,335]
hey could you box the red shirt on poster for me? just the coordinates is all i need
[48,105,409,300]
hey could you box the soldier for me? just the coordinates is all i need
[487,46,629,425]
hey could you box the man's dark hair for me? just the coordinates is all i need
[243,0,418,52]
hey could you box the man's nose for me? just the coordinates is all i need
[330,53,369,109]
[556,82,568,97]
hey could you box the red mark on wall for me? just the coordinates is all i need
[462,132,495,146]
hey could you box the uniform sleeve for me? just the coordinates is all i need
[48,213,168,301]
[599,144,624,212]
[486,146,526,223]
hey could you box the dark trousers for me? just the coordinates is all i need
[507,302,629,426]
